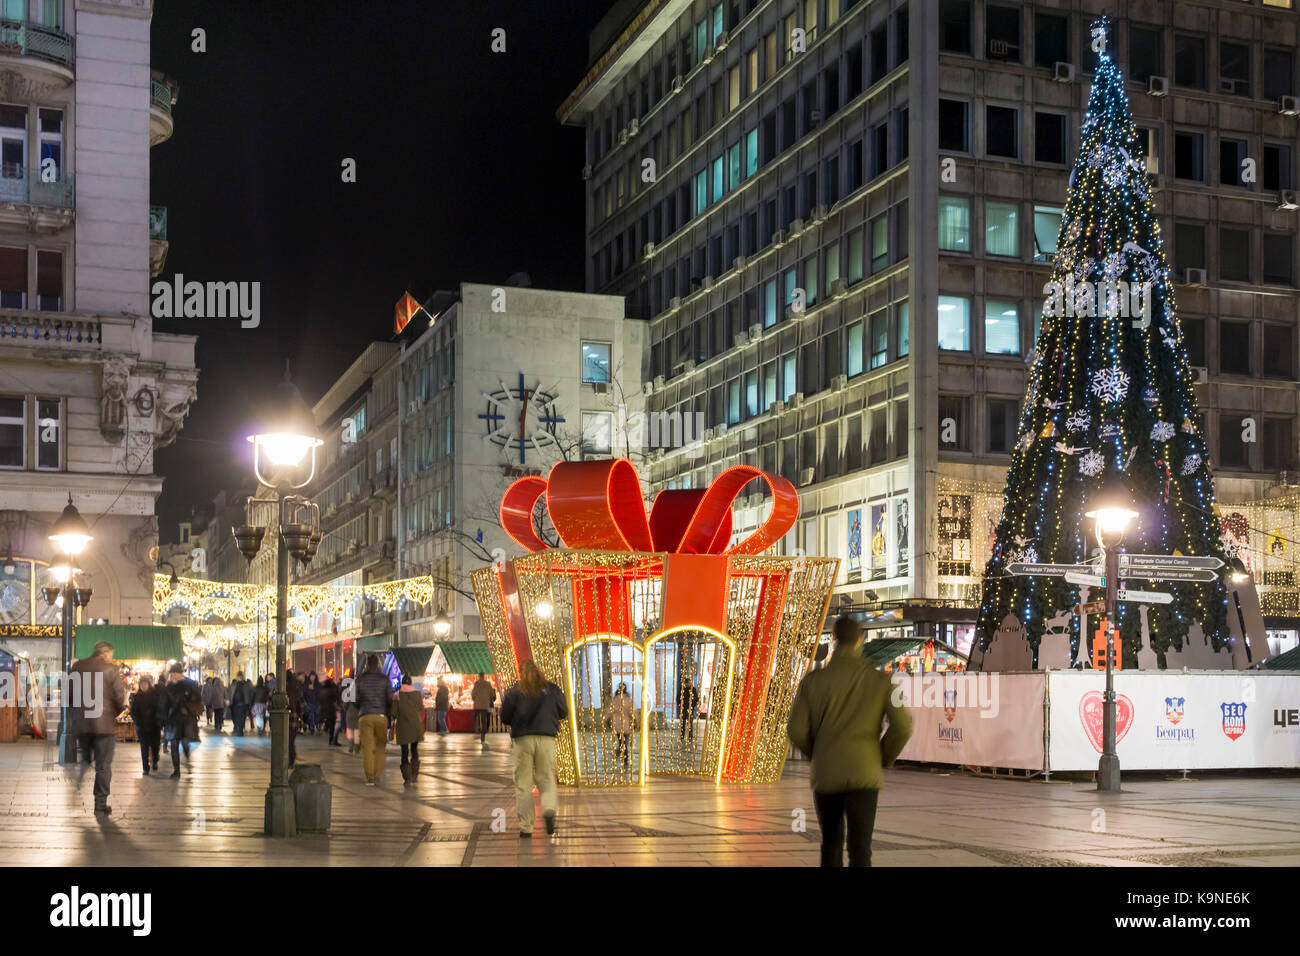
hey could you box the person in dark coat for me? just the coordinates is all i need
[678,676,700,743]
[434,678,450,735]
[228,671,252,736]
[157,662,202,778]
[284,670,305,766]
[500,660,569,837]
[304,671,322,733]
[251,677,269,735]
[394,674,426,785]
[129,674,162,775]
[320,676,341,746]
[71,641,127,814]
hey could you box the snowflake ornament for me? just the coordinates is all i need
[1088,144,1109,169]
[1063,220,1083,246]
[1009,546,1039,566]
[1181,454,1202,476]
[1073,257,1096,282]
[1079,450,1105,477]
[1091,366,1130,403]
[1065,409,1091,433]
[1101,251,1126,284]
[1103,162,1126,188]
[1150,420,1175,442]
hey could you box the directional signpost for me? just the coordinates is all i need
[1074,600,1106,615]
[1006,562,1093,577]
[1065,571,1107,587]
[1120,567,1218,582]
[1120,554,1224,570]
[1117,588,1173,605]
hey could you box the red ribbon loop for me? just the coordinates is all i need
[498,459,798,555]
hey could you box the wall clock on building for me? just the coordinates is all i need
[478,372,565,464]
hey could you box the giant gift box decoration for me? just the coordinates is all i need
[471,459,837,785]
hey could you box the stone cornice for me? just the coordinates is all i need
[76,0,152,19]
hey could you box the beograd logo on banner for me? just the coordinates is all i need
[1154,695,1195,744]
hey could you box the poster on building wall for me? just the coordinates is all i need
[870,503,887,579]
[846,509,862,573]
[937,495,972,568]
[895,497,910,578]
[1220,511,1252,571]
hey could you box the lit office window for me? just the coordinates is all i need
[937,296,971,351]
[985,200,1019,256]
[984,300,1020,354]
[581,342,611,383]
[938,196,970,252]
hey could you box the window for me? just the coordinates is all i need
[744,370,759,418]
[1263,325,1295,379]
[870,122,889,178]
[581,411,613,457]
[763,278,778,326]
[0,246,25,308]
[937,296,971,350]
[1032,205,1063,261]
[38,108,61,180]
[868,406,887,463]
[870,310,888,368]
[845,414,863,471]
[938,99,968,152]
[39,0,62,29]
[1219,320,1250,375]
[1220,227,1250,282]
[1263,145,1293,192]
[892,400,909,459]
[1129,26,1162,83]
[846,42,863,100]
[1034,112,1066,164]
[986,5,1020,63]
[37,249,61,311]
[803,257,817,306]
[938,196,970,252]
[1034,13,1067,69]
[937,395,971,451]
[1174,35,1206,89]
[985,200,1019,256]
[1220,42,1250,97]
[1263,233,1294,285]
[824,240,841,292]
[1263,49,1294,102]
[1174,223,1205,273]
[847,229,864,282]
[782,353,797,400]
[847,321,864,377]
[727,380,741,425]
[1218,414,1249,469]
[0,396,22,468]
[693,169,708,215]
[1263,417,1296,471]
[939,0,971,54]
[1183,318,1207,367]
[581,342,611,383]
[870,214,888,272]
[1173,132,1203,181]
[711,155,724,202]
[784,12,797,62]
[896,302,909,357]
[869,25,888,84]
[985,301,1020,354]
[764,362,778,408]
[987,398,1019,454]
[1220,138,1247,188]
[985,105,1017,158]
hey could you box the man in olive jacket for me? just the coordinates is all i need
[787,616,913,867]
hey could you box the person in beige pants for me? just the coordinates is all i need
[500,660,569,837]
[353,654,395,786]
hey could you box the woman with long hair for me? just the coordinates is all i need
[500,659,569,838]
[304,671,322,733]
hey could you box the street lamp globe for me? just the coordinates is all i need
[433,608,451,637]
[1228,557,1249,585]
[1085,473,1138,549]
[246,368,323,487]
[48,495,92,556]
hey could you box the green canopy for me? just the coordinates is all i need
[860,637,927,668]
[435,640,493,675]
[1264,645,1300,670]
[358,634,393,654]
[74,625,183,662]
[388,646,433,679]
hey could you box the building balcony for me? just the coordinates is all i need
[0,310,103,347]
[149,71,178,146]
[0,166,74,232]
[0,19,75,88]
[149,204,168,277]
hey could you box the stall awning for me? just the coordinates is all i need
[74,625,183,662]
[357,634,392,654]
[388,646,433,679]
[435,640,492,675]
[1265,645,1300,670]
[861,637,927,667]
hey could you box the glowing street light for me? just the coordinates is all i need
[433,608,452,637]
[48,495,93,764]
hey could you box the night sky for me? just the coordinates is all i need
[150,0,611,539]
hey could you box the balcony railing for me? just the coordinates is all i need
[0,164,74,208]
[0,19,74,69]
[150,77,175,115]
[0,313,102,346]
[149,205,167,241]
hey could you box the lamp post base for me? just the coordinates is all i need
[264,784,297,837]
[57,729,78,765]
[1097,753,1122,792]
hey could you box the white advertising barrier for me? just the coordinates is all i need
[1047,671,1300,772]
[893,672,1045,770]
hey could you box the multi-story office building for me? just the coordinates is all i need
[561,0,1300,653]
[0,0,197,670]
[293,282,642,673]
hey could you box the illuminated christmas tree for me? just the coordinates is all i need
[975,19,1231,666]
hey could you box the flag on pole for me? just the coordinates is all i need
[394,292,422,334]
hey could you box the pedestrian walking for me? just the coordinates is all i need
[500,659,568,838]
[251,676,269,735]
[787,616,913,867]
[678,675,699,744]
[471,672,496,746]
[607,682,635,772]
[202,677,215,726]
[284,670,305,767]
[210,675,227,732]
[340,673,360,753]
[434,678,450,735]
[395,674,425,785]
[320,675,341,746]
[229,671,252,736]
[158,662,202,779]
[304,671,322,734]
[70,641,127,814]
[354,655,393,785]
[129,674,162,775]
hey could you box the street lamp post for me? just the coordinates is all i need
[48,495,93,765]
[234,369,322,837]
[1084,473,1137,793]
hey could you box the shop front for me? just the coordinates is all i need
[425,641,501,733]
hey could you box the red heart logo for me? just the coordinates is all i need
[1079,690,1134,753]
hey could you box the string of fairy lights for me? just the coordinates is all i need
[977,18,1231,657]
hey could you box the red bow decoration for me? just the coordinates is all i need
[500,459,799,555]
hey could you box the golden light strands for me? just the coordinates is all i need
[155,573,440,624]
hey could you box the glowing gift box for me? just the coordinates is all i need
[471,459,837,785]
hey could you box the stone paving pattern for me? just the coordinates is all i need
[1,730,1296,866]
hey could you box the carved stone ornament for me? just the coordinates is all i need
[121,515,159,593]
[99,356,131,444]
[153,382,197,449]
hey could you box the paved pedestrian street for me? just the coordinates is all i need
[0,732,1296,867]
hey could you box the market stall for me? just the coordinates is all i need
[426,641,501,732]
[75,625,184,742]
